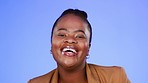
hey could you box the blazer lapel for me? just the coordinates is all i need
[86,63,101,83]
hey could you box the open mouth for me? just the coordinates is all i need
[61,46,78,57]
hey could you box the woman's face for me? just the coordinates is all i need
[51,14,90,69]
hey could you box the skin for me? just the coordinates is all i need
[51,14,90,83]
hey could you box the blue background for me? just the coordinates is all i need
[0,0,148,83]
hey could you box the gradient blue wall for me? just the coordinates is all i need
[0,0,148,83]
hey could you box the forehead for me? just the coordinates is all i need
[54,14,89,32]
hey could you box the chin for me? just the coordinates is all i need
[57,61,78,69]
[63,61,77,68]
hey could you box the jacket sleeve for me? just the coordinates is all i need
[28,80,31,83]
[119,67,131,83]
[111,67,130,83]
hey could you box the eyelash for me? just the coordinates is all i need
[57,33,66,37]
[76,35,85,39]
[57,33,85,39]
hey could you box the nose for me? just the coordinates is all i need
[63,37,78,44]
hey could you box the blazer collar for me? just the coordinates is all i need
[50,63,100,83]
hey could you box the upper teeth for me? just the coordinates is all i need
[62,48,76,53]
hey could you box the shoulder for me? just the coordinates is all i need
[88,63,122,72]
[87,63,124,78]
[28,69,56,83]
[87,64,130,83]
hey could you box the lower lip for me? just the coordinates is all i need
[62,52,77,57]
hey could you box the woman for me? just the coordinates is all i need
[28,9,130,83]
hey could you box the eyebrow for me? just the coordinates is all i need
[57,28,85,34]
[57,28,68,31]
[74,29,85,34]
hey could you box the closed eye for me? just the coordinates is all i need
[76,35,86,39]
[57,33,66,37]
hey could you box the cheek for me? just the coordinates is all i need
[51,41,59,53]
[80,42,90,54]
[52,36,61,46]
[51,37,63,54]
[52,43,59,51]
[51,42,60,61]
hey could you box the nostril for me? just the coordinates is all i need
[63,39,77,44]
[72,41,77,44]
[64,40,68,43]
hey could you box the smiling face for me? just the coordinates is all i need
[51,14,90,70]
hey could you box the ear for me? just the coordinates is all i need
[50,49,52,54]
[50,46,53,54]
[87,43,91,52]
[89,43,91,48]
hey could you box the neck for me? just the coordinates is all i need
[58,63,87,83]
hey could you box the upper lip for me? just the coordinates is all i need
[61,45,78,53]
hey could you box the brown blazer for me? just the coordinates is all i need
[28,63,130,83]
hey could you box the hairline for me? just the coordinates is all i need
[51,13,92,44]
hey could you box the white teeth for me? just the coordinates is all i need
[62,48,76,53]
